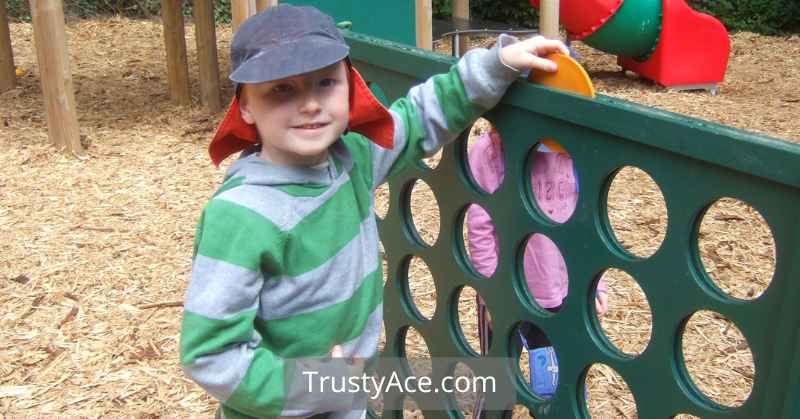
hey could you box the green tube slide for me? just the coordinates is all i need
[583,0,662,60]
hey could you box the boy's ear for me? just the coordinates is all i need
[238,89,255,125]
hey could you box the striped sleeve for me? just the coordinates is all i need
[180,198,290,418]
[370,34,521,187]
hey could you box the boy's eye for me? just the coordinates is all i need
[319,78,337,88]
[270,84,294,95]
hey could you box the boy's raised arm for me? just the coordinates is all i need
[369,35,567,188]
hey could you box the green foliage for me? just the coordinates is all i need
[214,0,232,24]
[433,0,797,34]
[6,0,32,22]
[6,0,798,34]
[432,0,451,20]
[433,0,538,28]
[469,0,538,28]
[4,0,225,22]
[6,0,165,21]
[688,0,800,34]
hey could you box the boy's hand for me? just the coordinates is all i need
[330,344,360,365]
[330,345,365,379]
[499,36,569,73]
[330,345,344,358]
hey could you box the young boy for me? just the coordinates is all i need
[180,4,568,419]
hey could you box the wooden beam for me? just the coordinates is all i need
[193,0,221,113]
[160,0,191,106]
[452,0,469,56]
[452,0,469,22]
[1,0,16,92]
[415,0,432,50]
[29,0,83,155]
[255,0,277,12]
[539,0,560,39]
[232,0,256,33]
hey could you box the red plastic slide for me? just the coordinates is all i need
[530,0,622,40]
[530,0,730,89]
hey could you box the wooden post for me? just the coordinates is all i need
[415,0,432,50]
[232,0,256,33]
[1,0,16,92]
[539,0,560,39]
[193,0,221,113]
[160,0,191,106]
[452,0,469,56]
[29,0,83,155]
[255,0,277,12]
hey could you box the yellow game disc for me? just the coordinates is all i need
[527,53,595,152]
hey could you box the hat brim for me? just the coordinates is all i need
[230,38,350,84]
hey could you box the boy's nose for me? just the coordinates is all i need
[299,92,321,113]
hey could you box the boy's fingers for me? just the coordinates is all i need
[526,35,547,44]
[522,36,567,54]
[330,345,344,358]
[533,39,569,56]
[526,55,558,72]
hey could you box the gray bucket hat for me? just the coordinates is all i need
[229,4,350,86]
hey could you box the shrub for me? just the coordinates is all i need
[6,0,798,34]
[434,0,538,28]
[433,0,799,34]
[688,0,800,34]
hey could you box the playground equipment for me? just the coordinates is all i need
[527,53,595,154]
[470,53,598,415]
[0,0,12,92]
[529,0,730,92]
[344,29,800,419]
[231,0,275,32]
[280,0,429,48]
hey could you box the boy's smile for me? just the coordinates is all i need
[239,61,350,167]
[290,122,332,137]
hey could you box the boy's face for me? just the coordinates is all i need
[239,61,350,167]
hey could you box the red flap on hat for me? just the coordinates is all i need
[208,65,394,167]
[348,67,394,150]
[208,97,259,166]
